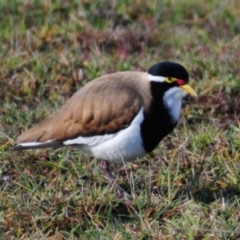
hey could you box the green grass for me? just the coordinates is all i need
[1,0,240,239]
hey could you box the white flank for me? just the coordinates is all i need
[148,74,165,82]
[163,86,187,123]
[63,108,146,163]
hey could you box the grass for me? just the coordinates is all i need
[1,0,240,239]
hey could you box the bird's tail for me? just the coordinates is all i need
[12,140,62,151]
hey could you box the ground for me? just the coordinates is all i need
[0,0,240,239]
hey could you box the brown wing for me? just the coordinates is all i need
[16,74,142,144]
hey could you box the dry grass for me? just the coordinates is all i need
[1,0,240,239]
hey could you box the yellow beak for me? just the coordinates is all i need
[180,84,198,98]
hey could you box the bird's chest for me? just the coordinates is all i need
[140,100,178,153]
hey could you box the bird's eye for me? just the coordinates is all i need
[166,77,174,83]
[165,77,180,83]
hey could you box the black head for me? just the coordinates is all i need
[148,61,189,83]
[147,61,197,98]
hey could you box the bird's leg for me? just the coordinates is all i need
[100,160,132,202]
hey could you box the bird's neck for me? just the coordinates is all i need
[140,83,179,153]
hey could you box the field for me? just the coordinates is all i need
[1,0,240,239]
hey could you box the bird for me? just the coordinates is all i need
[13,61,197,200]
